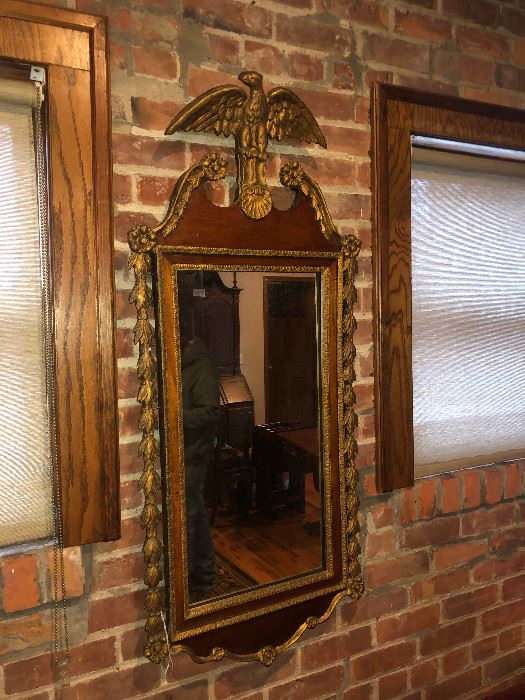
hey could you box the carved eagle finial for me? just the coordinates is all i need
[165,71,326,220]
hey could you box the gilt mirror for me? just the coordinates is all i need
[128,72,363,665]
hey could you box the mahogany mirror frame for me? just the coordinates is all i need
[127,78,363,665]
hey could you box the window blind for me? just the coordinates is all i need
[0,77,53,545]
[411,145,525,475]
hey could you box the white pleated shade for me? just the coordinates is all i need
[0,84,53,545]
[411,146,525,475]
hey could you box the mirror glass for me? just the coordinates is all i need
[175,268,326,604]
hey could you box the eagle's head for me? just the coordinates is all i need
[238,70,263,88]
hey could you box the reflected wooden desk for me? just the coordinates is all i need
[252,423,319,514]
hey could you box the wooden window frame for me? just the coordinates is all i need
[371,83,525,492]
[0,1,119,545]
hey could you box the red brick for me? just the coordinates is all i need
[275,15,351,55]
[473,551,525,583]
[119,403,141,438]
[365,35,430,73]
[378,670,407,700]
[89,589,145,633]
[356,350,373,381]
[269,665,344,700]
[118,365,139,400]
[329,0,389,29]
[92,551,143,592]
[401,516,459,549]
[462,470,481,509]
[515,37,525,66]
[289,53,324,82]
[377,604,440,643]
[482,599,525,632]
[435,540,488,570]
[434,50,495,86]
[502,572,525,600]
[368,503,395,530]
[504,462,521,498]
[426,667,481,700]
[149,679,210,700]
[245,41,285,76]
[411,568,469,603]
[57,662,161,700]
[442,644,470,675]
[341,587,408,625]
[207,33,240,66]
[187,65,238,98]
[366,550,429,588]
[484,467,503,505]
[118,441,142,477]
[4,638,116,694]
[440,476,460,514]
[46,546,84,599]
[300,626,372,669]
[137,175,176,206]
[333,62,356,90]
[462,503,516,536]
[365,528,397,558]
[395,10,451,42]
[183,0,272,39]
[1,554,39,612]
[358,413,375,441]
[96,516,143,554]
[132,45,179,80]
[131,97,183,132]
[113,173,132,204]
[499,626,522,651]
[112,133,185,171]
[420,617,476,655]
[127,10,179,43]
[484,649,525,682]
[0,610,52,656]
[350,641,416,682]
[354,382,374,411]
[120,477,143,510]
[401,488,417,524]
[215,650,296,699]
[417,479,437,519]
[442,0,498,26]
[455,25,511,60]
[341,683,373,700]
[114,210,159,245]
[294,87,354,123]
[410,659,438,689]
[490,525,525,555]
[443,584,498,619]
[500,6,525,37]
[472,634,498,661]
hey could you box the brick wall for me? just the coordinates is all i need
[1,0,525,698]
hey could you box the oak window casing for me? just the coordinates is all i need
[372,83,525,493]
[0,1,119,545]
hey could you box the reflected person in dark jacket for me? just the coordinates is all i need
[181,333,220,593]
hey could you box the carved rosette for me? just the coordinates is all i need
[280,161,337,240]
[339,233,365,598]
[128,154,227,664]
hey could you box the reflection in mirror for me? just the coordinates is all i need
[176,269,324,604]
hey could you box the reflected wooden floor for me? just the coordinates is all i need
[210,474,322,585]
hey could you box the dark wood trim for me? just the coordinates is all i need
[372,82,525,493]
[0,2,119,545]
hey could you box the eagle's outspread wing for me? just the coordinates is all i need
[165,85,247,138]
[266,87,327,148]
